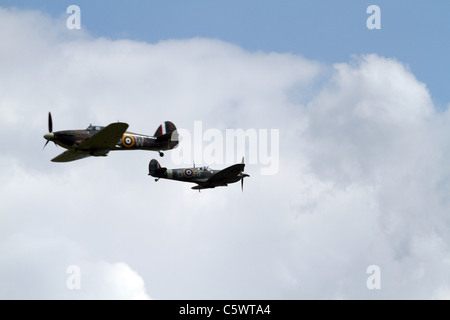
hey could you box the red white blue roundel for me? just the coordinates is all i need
[183,168,194,178]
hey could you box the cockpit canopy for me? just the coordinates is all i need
[86,124,105,132]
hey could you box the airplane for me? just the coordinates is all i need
[148,157,250,191]
[43,112,178,162]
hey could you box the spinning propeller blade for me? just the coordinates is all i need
[48,112,53,133]
[240,156,249,192]
[43,112,56,149]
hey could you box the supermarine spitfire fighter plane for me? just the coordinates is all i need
[148,157,250,191]
[43,112,178,162]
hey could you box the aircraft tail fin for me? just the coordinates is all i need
[154,121,178,141]
[154,121,179,150]
[148,159,167,177]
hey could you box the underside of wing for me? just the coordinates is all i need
[51,150,92,162]
[206,163,245,186]
[78,122,129,150]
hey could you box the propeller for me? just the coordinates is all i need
[240,156,249,192]
[48,111,53,133]
[240,173,249,192]
[43,112,55,149]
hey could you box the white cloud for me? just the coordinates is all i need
[0,233,151,299]
[1,6,450,299]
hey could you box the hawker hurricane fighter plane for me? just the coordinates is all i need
[43,112,178,162]
[148,158,250,191]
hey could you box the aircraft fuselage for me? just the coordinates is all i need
[149,159,249,190]
[48,127,177,153]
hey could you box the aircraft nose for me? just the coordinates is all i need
[44,132,54,141]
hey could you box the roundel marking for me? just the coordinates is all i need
[183,168,194,178]
[122,135,135,148]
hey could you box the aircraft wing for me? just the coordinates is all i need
[206,163,245,186]
[51,150,91,162]
[78,122,129,149]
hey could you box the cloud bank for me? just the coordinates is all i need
[1,7,450,299]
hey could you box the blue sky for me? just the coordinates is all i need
[2,0,449,109]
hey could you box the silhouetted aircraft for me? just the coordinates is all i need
[43,112,178,162]
[149,157,249,191]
